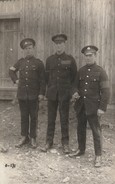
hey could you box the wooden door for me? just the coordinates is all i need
[0,18,20,99]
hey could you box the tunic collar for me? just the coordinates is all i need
[25,55,35,60]
[55,52,66,58]
[86,63,96,68]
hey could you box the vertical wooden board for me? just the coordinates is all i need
[0,0,20,14]
[43,0,61,58]
[0,2,1,13]
[90,0,95,44]
[41,0,50,59]
[71,0,76,57]
[60,0,70,52]
[22,0,28,36]
[13,0,20,13]
[35,0,45,60]
[98,0,104,66]
[50,0,61,53]
[3,19,19,86]
[109,0,115,102]
[42,0,50,61]
[0,21,4,80]
[84,0,91,44]
[103,0,111,70]
[6,1,10,13]
[70,0,77,57]
[79,0,86,67]
[66,0,75,55]
[0,2,4,13]
[74,0,81,68]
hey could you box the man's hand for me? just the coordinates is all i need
[71,92,80,102]
[97,109,105,117]
[38,95,44,102]
[15,80,19,84]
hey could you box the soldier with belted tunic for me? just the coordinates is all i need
[9,38,46,149]
[69,45,110,167]
[42,34,77,154]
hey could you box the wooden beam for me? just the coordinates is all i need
[0,13,20,19]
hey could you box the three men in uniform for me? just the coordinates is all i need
[9,36,109,167]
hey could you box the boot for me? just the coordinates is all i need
[40,143,53,152]
[63,144,70,154]
[15,136,29,148]
[94,156,101,167]
[30,138,37,149]
[69,149,85,158]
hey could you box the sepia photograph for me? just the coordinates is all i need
[0,0,115,183]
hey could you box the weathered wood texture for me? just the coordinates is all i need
[0,0,115,102]
[0,0,20,99]
[0,0,20,15]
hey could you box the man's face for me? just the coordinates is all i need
[85,53,96,65]
[24,45,34,57]
[54,42,66,54]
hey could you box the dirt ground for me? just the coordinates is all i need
[0,100,115,184]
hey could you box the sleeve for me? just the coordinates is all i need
[45,58,50,84]
[99,69,110,111]
[39,61,46,96]
[70,56,78,95]
[9,60,20,84]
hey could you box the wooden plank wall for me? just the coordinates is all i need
[0,0,115,103]
[0,0,20,15]
[20,0,115,103]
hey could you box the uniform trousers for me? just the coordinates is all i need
[77,106,102,156]
[18,99,39,138]
[46,96,70,146]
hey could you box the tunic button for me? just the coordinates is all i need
[26,85,28,87]
[84,89,87,92]
[84,96,86,98]
[86,75,89,78]
[27,60,29,63]
[26,78,28,80]
[26,66,28,68]
[26,72,28,74]
[85,82,88,84]
[88,69,91,71]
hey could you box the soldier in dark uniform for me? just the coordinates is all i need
[69,45,110,167]
[42,34,77,153]
[9,38,46,149]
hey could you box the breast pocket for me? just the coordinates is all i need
[60,64,71,79]
[90,74,100,88]
[29,65,38,71]
[19,65,25,71]
[19,65,26,78]
[61,64,71,70]
[29,65,39,79]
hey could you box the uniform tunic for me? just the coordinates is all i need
[9,56,46,100]
[74,63,109,155]
[9,56,46,138]
[46,52,77,145]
